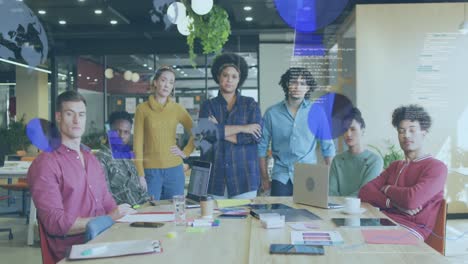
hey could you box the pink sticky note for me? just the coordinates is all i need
[361,229,420,245]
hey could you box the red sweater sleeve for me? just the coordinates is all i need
[385,161,447,210]
[359,163,397,208]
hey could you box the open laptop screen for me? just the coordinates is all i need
[186,160,211,201]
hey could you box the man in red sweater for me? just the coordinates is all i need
[359,104,447,240]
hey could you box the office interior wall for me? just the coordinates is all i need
[356,3,468,213]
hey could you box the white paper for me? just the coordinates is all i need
[117,214,175,223]
[125,98,137,114]
[178,97,194,109]
[288,222,319,230]
[69,240,161,259]
[290,230,344,245]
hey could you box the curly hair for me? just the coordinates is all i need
[278,67,316,100]
[392,104,431,131]
[108,111,133,127]
[211,53,248,88]
[343,107,366,129]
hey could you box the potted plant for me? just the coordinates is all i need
[369,140,404,169]
[0,115,31,156]
[181,1,231,66]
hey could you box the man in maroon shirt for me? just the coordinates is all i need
[359,104,447,240]
[28,91,136,263]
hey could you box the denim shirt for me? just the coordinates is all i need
[258,100,335,184]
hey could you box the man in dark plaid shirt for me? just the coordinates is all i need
[199,53,262,199]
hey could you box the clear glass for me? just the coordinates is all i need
[172,195,186,226]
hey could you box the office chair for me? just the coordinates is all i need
[37,220,55,264]
[0,195,13,240]
[425,199,447,255]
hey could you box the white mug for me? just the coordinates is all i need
[344,197,361,213]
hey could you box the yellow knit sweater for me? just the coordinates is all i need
[133,95,195,176]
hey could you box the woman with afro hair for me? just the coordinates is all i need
[199,53,262,199]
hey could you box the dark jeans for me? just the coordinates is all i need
[271,179,293,197]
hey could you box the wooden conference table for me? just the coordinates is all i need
[59,197,449,264]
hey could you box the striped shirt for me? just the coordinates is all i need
[199,91,262,196]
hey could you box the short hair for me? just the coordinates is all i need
[56,90,87,112]
[211,53,248,88]
[278,67,316,100]
[108,111,133,127]
[150,65,176,91]
[343,107,366,129]
[392,104,432,131]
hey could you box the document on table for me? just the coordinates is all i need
[291,230,344,245]
[117,213,175,223]
[361,229,420,245]
[69,240,161,259]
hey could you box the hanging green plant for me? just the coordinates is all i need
[181,1,231,66]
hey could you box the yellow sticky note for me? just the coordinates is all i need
[215,199,251,209]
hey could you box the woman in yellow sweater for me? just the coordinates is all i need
[133,66,194,200]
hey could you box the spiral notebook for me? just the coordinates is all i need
[68,240,162,260]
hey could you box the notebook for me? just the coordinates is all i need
[293,163,343,209]
[186,160,212,208]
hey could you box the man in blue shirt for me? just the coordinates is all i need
[258,67,335,196]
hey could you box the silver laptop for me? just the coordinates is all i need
[186,160,212,208]
[293,163,343,209]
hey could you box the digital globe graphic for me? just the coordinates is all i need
[0,0,49,67]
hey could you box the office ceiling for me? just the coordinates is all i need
[1,0,466,85]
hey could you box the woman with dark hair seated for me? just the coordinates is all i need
[329,107,383,197]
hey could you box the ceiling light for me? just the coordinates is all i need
[166,2,187,24]
[110,20,118,25]
[243,6,252,11]
[69,72,73,75]
[38,10,46,15]
[78,0,85,2]
[78,74,82,77]
[143,64,148,67]
[86,76,90,80]
[148,67,153,70]
[192,0,213,16]
[245,17,253,22]
[173,65,177,68]
[59,20,67,25]
[181,71,185,74]
[94,9,103,15]
[184,74,188,77]
[94,79,98,82]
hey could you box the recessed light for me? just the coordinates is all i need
[184,74,188,77]
[110,20,118,25]
[143,64,147,67]
[94,9,103,15]
[59,20,67,25]
[148,67,153,70]
[176,68,181,71]
[78,74,82,77]
[86,76,90,80]
[244,6,252,11]
[38,10,46,15]
[78,0,85,2]
[94,79,98,82]
[181,71,185,74]
[245,17,253,22]
[69,72,73,75]
[172,65,177,68]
